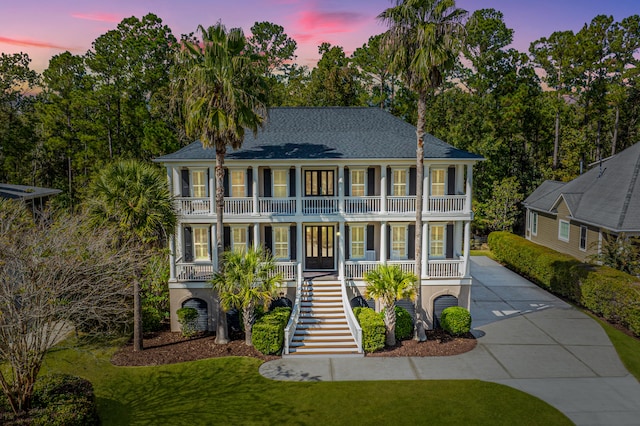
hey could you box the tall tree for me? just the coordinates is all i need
[379,0,466,341]
[173,23,268,344]
[352,34,395,108]
[307,43,365,106]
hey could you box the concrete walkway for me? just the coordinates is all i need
[260,256,640,425]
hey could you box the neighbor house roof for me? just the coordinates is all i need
[523,142,640,232]
[0,183,61,201]
[156,107,483,162]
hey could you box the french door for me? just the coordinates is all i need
[305,225,335,270]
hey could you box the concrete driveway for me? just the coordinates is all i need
[260,256,640,425]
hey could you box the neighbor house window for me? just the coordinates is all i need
[193,226,210,261]
[231,170,245,197]
[191,169,207,198]
[431,169,445,196]
[351,169,365,197]
[232,227,247,252]
[273,169,288,198]
[430,225,445,258]
[580,226,587,251]
[558,220,570,242]
[273,226,289,259]
[391,225,407,259]
[392,169,407,196]
[531,211,538,236]
[350,225,365,259]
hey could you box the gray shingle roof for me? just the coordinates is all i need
[156,107,483,162]
[0,183,61,200]
[523,142,640,232]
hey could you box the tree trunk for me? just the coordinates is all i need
[413,91,427,342]
[384,303,397,347]
[214,145,229,345]
[553,106,560,169]
[612,105,619,156]
[133,278,143,351]
[243,303,256,346]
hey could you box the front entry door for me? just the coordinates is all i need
[305,225,334,270]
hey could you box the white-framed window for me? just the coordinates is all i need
[431,168,445,196]
[193,226,210,261]
[231,226,247,252]
[230,170,245,197]
[392,169,407,196]
[391,225,407,259]
[429,224,445,258]
[580,226,587,251]
[351,169,365,197]
[273,169,288,198]
[531,211,538,236]
[350,225,365,259]
[558,220,570,242]
[273,226,289,259]
[191,169,207,198]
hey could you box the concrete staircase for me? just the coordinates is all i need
[288,280,361,356]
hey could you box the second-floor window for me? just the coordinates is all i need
[273,169,288,198]
[392,169,407,196]
[351,169,365,197]
[305,170,334,196]
[231,170,245,197]
[191,169,207,198]
[431,169,445,196]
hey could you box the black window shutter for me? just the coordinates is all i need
[408,224,415,260]
[265,226,273,254]
[184,226,193,262]
[409,167,417,196]
[366,225,374,251]
[223,169,229,197]
[446,224,454,258]
[345,225,350,260]
[386,167,392,195]
[181,170,190,197]
[367,167,375,196]
[264,169,272,197]
[447,166,456,195]
[289,168,295,197]
[248,225,254,247]
[223,226,231,250]
[344,168,350,196]
[247,168,253,196]
[290,225,296,260]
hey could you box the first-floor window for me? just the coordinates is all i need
[391,225,407,259]
[193,227,210,261]
[274,226,289,259]
[232,227,247,252]
[430,225,445,258]
[558,220,570,242]
[350,225,365,259]
[580,226,587,251]
[531,211,538,236]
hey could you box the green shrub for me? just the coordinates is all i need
[31,374,99,426]
[393,306,414,340]
[440,306,472,336]
[142,305,164,332]
[252,307,291,355]
[354,307,385,352]
[177,307,199,338]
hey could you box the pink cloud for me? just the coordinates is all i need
[0,36,71,50]
[71,12,122,23]
[297,10,367,34]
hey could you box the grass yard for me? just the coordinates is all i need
[40,341,572,426]
[589,314,640,381]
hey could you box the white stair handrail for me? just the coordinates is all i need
[283,262,303,355]
[341,278,363,354]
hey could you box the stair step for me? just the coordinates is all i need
[298,319,349,325]
[294,330,351,336]
[292,336,354,343]
[296,323,350,330]
[290,340,357,348]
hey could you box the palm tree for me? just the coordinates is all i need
[173,23,268,344]
[378,0,466,341]
[87,159,177,351]
[364,264,417,346]
[211,246,282,346]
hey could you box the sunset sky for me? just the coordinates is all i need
[1,0,638,73]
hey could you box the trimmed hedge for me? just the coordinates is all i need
[488,231,640,336]
[353,307,385,352]
[177,307,199,338]
[390,305,414,341]
[440,306,472,336]
[252,307,291,355]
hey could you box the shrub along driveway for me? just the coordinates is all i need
[261,256,640,426]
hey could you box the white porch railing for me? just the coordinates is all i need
[302,197,338,214]
[428,195,466,213]
[344,259,463,279]
[341,278,363,354]
[344,196,381,214]
[344,261,379,279]
[427,259,464,277]
[259,198,295,215]
[284,263,303,355]
[175,261,214,281]
[386,260,416,274]
[175,198,211,215]
[224,197,253,215]
[273,261,297,281]
[387,196,416,213]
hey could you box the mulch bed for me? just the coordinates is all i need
[111,328,476,367]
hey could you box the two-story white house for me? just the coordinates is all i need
[156,107,482,356]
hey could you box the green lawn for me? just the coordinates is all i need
[588,314,640,381]
[40,341,572,426]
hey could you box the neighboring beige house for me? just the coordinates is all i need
[523,142,640,262]
[156,107,482,356]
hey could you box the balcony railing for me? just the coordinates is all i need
[303,197,338,214]
[175,198,211,215]
[428,195,466,213]
[225,197,253,215]
[427,259,464,277]
[259,197,295,215]
[387,196,416,213]
[344,196,381,214]
[175,261,214,281]
[344,259,463,279]
[272,261,298,281]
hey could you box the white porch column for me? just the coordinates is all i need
[465,164,473,214]
[381,165,387,213]
[338,165,345,213]
[252,165,259,215]
[211,224,218,270]
[422,222,428,278]
[253,223,260,249]
[209,164,215,215]
[463,221,471,276]
[169,235,176,280]
[296,222,303,271]
[380,221,387,263]
[338,221,345,280]
[423,164,429,213]
[295,165,302,215]
[166,167,173,196]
